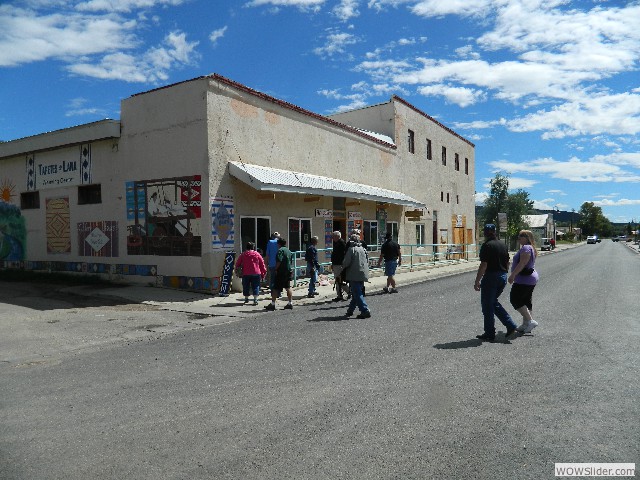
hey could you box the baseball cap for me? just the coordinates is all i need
[484,223,496,232]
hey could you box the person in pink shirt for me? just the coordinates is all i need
[235,242,267,305]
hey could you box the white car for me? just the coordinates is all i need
[587,235,597,244]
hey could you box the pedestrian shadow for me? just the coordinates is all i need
[433,339,483,350]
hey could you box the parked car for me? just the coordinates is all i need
[587,235,598,244]
[541,238,553,251]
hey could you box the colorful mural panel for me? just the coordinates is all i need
[211,197,234,250]
[78,221,119,257]
[46,197,71,254]
[125,175,202,256]
[0,201,26,261]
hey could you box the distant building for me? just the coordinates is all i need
[0,74,475,292]
[523,214,555,240]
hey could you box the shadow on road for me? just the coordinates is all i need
[433,338,483,349]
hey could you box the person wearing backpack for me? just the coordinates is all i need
[305,236,320,298]
[265,238,294,311]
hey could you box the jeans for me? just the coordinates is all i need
[347,281,369,314]
[480,271,516,336]
[242,275,261,296]
[307,262,317,294]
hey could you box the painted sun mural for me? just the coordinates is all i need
[1,178,16,203]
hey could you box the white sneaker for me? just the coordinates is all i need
[523,320,538,333]
[516,324,526,333]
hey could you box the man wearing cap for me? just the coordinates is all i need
[474,224,518,342]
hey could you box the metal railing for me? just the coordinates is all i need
[290,243,480,286]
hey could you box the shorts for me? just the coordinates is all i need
[274,271,291,291]
[384,259,398,276]
[510,283,536,310]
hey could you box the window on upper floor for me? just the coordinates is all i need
[441,191,444,202]
[78,184,102,205]
[455,153,460,171]
[456,195,460,204]
[20,191,40,209]
[408,129,415,154]
[426,138,432,160]
[447,193,450,203]
[465,158,469,175]
[442,146,447,166]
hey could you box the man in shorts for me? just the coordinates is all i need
[378,232,401,293]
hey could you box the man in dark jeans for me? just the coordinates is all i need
[473,224,518,342]
[378,232,401,293]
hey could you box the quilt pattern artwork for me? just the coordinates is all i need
[78,221,119,257]
[46,197,71,254]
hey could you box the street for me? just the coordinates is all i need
[1,241,638,479]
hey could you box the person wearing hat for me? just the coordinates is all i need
[473,223,518,342]
[342,233,371,319]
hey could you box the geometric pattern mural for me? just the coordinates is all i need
[78,221,119,257]
[46,197,71,254]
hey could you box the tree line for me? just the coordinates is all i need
[480,173,614,244]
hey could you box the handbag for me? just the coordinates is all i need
[520,267,534,275]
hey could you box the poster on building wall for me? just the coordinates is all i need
[211,197,235,250]
[125,175,202,256]
[348,211,362,220]
[439,229,449,245]
[78,221,119,257]
[46,197,71,253]
[324,219,333,260]
[315,209,332,218]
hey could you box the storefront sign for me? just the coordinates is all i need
[348,211,362,220]
[315,209,333,218]
[34,157,81,190]
[218,250,236,296]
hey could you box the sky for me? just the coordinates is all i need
[1,0,639,223]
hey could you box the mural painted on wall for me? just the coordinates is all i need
[211,197,234,250]
[78,221,119,257]
[25,145,93,191]
[126,176,202,256]
[46,197,71,254]
[1,178,17,203]
[0,201,26,261]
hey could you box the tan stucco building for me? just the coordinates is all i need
[0,74,475,292]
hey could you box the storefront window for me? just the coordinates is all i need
[240,217,271,253]
[288,217,311,253]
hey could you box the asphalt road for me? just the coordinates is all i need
[1,241,638,479]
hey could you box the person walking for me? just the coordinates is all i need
[508,230,539,333]
[331,231,347,301]
[265,232,280,295]
[342,233,371,319]
[305,236,320,298]
[235,242,267,305]
[265,237,294,311]
[473,224,518,341]
[378,231,401,293]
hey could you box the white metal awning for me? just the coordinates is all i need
[228,161,426,208]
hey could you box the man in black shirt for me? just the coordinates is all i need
[378,232,401,293]
[474,224,518,342]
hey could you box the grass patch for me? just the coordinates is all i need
[0,269,113,285]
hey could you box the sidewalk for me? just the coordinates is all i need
[71,242,583,317]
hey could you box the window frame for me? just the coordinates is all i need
[78,184,102,205]
[407,129,415,154]
[416,224,426,247]
[20,191,40,209]
[426,138,432,160]
[455,153,460,171]
[239,216,271,253]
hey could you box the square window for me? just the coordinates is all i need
[20,191,40,209]
[78,184,102,205]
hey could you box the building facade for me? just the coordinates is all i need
[0,74,475,292]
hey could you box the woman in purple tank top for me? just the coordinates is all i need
[508,230,539,334]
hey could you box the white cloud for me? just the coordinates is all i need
[210,26,228,45]
[245,0,325,11]
[314,30,358,57]
[65,97,107,117]
[0,6,137,67]
[333,0,360,21]
[507,177,538,189]
[75,0,186,13]
[593,198,640,207]
[67,30,199,82]
[490,156,640,183]
[417,84,486,107]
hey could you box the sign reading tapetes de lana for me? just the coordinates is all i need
[35,157,81,189]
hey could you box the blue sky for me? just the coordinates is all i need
[1,0,639,223]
